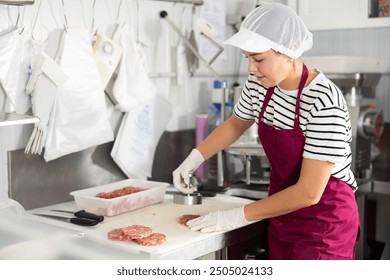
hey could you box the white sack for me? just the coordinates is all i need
[111,94,172,179]
[25,30,68,155]
[110,25,171,178]
[112,26,156,112]
[44,29,113,162]
[0,27,25,113]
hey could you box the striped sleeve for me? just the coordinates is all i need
[303,82,350,164]
[234,74,265,122]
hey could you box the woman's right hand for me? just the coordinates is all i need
[172,149,204,194]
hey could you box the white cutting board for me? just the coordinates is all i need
[29,194,255,259]
[95,195,253,258]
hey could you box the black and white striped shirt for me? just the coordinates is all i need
[234,71,357,190]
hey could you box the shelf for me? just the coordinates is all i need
[366,16,390,27]
[0,112,39,127]
[298,0,390,30]
[303,56,390,74]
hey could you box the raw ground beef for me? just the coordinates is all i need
[107,228,131,241]
[107,225,167,246]
[96,186,144,199]
[178,214,201,226]
[121,225,153,239]
[135,233,167,246]
[108,225,153,241]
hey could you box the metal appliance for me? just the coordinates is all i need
[227,123,270,185]
[327,73,384,260]
[328,73,384,178]
[225,122,271,200]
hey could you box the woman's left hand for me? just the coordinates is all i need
[187,206,252,233]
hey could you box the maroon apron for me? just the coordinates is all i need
[258,64,360,260]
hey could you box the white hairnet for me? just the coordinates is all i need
[224,3,312,58]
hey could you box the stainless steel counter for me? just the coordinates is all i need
[372,180,390,195]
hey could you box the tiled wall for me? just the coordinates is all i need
[305,27,390,121]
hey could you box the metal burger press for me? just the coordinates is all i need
[173,174,203,205]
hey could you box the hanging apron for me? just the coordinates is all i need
[258,64,360,260]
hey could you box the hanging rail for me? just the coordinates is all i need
[144,0,203,5]
[0,0,34,5]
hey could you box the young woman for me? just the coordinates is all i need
[172,3,360,260]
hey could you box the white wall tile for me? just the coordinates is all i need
[306,27,390,121]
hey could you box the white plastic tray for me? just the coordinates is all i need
[70,179,169,216]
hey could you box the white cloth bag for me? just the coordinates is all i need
[44,29,114,162]
[25,30,68,155]
[111,94,172,179]
[110,26,172,179]
[0,27,25,112]
[111,26,156,112]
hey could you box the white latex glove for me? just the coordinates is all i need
[172,149,204,194]
[187,206,251,233]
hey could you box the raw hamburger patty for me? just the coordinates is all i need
[107,228,132,241]
[107,228,138,241]
[108,225,153,241]
[135,233,166,246]
[178,214,201,226]
[121,225,153,239]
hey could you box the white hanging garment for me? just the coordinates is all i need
[110,24,172,179]
[15,36,37,115]
[44,29,114,162]
[25,30,68,155]
[111,26,156,112]
[111,94,172,179]
[0,27,25,112]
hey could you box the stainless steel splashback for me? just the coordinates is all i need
[8,142,127,210]
[8,129,196,210]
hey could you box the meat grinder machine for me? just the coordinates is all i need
[328,73,384,179]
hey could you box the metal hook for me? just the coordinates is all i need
[115,0,123,22]
[61,0,69,31]
[6,5,13,26]
[91,0,96,33]
[16,6,20,27]
[6,5,24,34]
[30,0,43,41]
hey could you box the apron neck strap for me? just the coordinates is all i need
[294,64,309,128]
[259,63,309,129]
